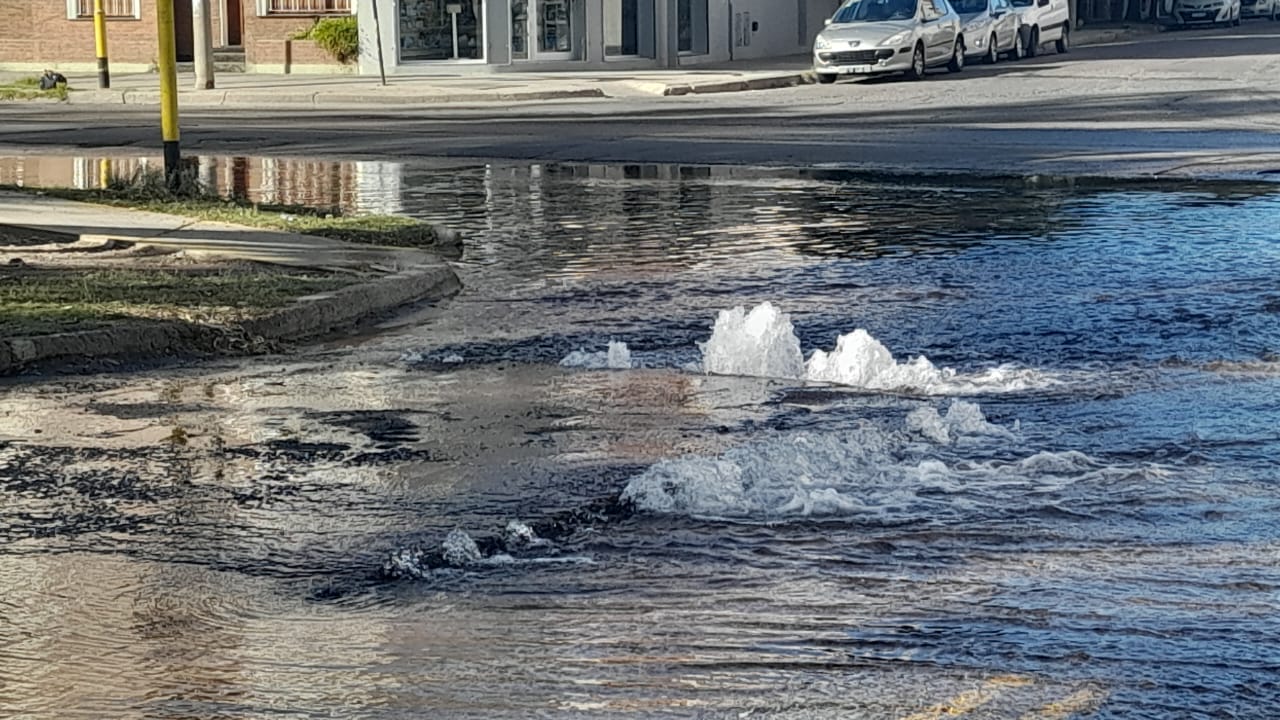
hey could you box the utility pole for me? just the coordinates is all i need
[192,0,216,90]
[93,0,110,88]
[155,0,182,190]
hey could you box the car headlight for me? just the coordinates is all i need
[881,30,910,46]
[815,36,832,50]
[962,20,984,32]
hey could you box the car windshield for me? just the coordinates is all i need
[832,0,919,23]
[1010,0,1033,5]
[951,0,988,12]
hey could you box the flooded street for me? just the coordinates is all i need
[2,159,1280,718]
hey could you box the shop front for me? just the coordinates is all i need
[357,0,836,75]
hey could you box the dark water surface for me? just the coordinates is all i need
[2,159,1279,719]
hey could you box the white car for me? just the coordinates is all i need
[1010,0,1070,57]
[1167,0,1243,24]
[813,0,966,83]
[952,0,1024,63]
[1241,0,1280,18]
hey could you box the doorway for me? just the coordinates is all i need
[223,0,244,47]
[512,0,583,61]
[173,0,194,61]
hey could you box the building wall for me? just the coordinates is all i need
[241,1,353,73]
[0,0,161,72]
[0,0,347,74]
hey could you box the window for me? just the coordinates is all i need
[67,0,140,19]
[259,0,354,15]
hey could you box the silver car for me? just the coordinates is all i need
[1240,0,1280,17]
[952,0,1023,63]
[814,0,966,84]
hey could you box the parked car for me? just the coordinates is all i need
[951,0,1024,62]
[1164,0,1242,25]
[1240,0,1280,18]
[1010,0,1070,57]
[813,0,966,84]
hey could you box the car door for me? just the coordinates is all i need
[993,0,1016,48]
[921,0,954,63]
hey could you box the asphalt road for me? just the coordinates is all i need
[3,23,1280,180]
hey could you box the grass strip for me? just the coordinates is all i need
[0,266,352,337]
[0,77,68,101]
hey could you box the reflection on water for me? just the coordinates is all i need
[0,154,406,215]
[2,156,1280,718]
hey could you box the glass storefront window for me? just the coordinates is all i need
[399,0,485,61]
[604,0,655,58]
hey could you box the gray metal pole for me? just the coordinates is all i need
[193,0,215,89]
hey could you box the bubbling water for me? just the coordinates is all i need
[701,302,1057,394]
[700,302,805,379]
[560,341,633,369]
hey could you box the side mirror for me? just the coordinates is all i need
[824,17,833,25]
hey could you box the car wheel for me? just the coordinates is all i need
[948,37,966,72]
[1056,24,1070,53]
[1025,27,1039,57]
[907,43,927,80]
[987,34,999,63]
[1011,30,1025,58]
[817,73,838,84]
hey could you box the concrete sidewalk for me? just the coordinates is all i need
[0,191,461,372]
[0,190,438,271]
[0,23,1156,109]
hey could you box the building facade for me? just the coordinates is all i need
[0,0,353,74]
[0,0,839,76]
[358,0,842,75]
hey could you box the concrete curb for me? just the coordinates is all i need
[0,263,460,375]
[664,73,815,96]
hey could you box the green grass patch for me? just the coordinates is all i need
[0,76,69,101]
[0,266,353,337]
[3,167,449,249]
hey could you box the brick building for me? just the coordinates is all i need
[0,0,353,74]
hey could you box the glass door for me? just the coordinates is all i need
[536,0,574,58]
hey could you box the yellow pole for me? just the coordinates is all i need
[93,0,110,89]
[154,0,181,190]
[98,158,112,189]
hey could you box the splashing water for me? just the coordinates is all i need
[701,302,805,379]
[620,403,1153,522]
[442,529,483,566]
[906,400,1020,445]
[807,328,954,391]
[700,302,1057,394]
[560,341,633,369]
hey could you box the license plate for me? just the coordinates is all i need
[847,66,874,74]
[1190,11,1210,17]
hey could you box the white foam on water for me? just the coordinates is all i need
[699,302,1059,394]
[906,400,1019,445]
[807,329,955,391]
[441,529,483,566]
[559,341,633,370]
[622,403,1145,522]
[701,302,805,379]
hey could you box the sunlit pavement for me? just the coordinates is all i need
[2,25,1280,180]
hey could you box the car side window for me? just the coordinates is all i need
[922,0,945,18]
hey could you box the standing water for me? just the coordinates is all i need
[2,160,1279,719]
